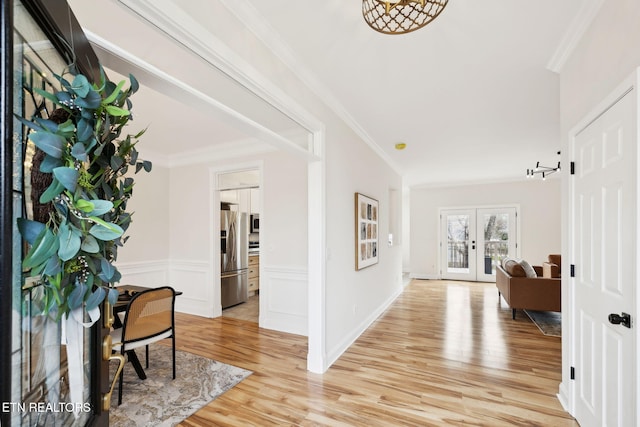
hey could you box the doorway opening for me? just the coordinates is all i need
[440,207,518,282]
[216,168,261,324]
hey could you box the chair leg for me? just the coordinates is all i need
[512,308,516,320]
[172,334,176,380]
[145,345,149,369]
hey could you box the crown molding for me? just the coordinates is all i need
[118,0,324,142]
[112,138,275,170]
[86,29,316,164]
[409,173,560,191]
[168,138,276,168]
[217,0,403,177]
[546,0,605,73]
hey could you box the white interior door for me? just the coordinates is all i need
[441,207,517,282]
[572,85,637,427]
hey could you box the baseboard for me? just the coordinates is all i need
[324,286,403,371]
[557,381,572,414]
[410,273,440,280]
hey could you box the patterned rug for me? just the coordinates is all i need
[109,345,251,426]
[524,310,562,337]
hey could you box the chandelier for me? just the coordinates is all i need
[362,0,449,35]
[526,151,561,180]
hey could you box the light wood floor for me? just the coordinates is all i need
[175,280,578,426]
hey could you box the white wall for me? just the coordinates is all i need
[116,164,171,286]
[402,187,411,273]
[254,151,309,334]
[323,125,404,365]
[410,179,561,278]
[557,0,640,415]
[117,164,170,262]
[560,0,640,134]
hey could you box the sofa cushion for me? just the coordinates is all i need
[543,262,561,278]
[548,254,561,265]
[519,259,538,278]
[547,254,561,274]
[503,258,526,277]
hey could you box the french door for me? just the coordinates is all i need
[441,207,517,282]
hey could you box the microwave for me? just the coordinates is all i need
[250,214,260,233]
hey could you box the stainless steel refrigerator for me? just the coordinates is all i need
[220,210,248,309]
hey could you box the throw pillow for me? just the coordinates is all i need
[519,259,538,278]
[504,258,526,277]
[501,257,511,269]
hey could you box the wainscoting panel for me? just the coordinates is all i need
[117,260,169,287]
[170,260,213,318]
[261,266,308,336]
[117,259,213,317]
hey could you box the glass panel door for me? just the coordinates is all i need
[441,207,518,282]
[441,209,477,281]
[10,2,97,425]
[476,208,517,282]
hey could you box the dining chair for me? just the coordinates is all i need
[110,286,176,405]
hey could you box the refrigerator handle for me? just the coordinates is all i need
[221,272,247,279]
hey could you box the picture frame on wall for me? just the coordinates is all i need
[355,192,379,270]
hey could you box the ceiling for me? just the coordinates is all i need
[67,0,601,187]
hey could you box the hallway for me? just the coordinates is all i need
[173,280,576,426]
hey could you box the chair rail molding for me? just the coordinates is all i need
[117,260,169,285]
[116,259,213,317]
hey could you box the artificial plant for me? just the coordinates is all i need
[17,67,152,319]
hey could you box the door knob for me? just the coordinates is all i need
[608,312,631,328]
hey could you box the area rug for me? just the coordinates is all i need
[109,346,251,426]
[524,310,562,337]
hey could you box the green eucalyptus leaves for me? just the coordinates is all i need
[17,68,152,318]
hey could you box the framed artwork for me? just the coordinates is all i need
[355,192,378,270]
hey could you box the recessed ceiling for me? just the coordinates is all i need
[68,0,598,186]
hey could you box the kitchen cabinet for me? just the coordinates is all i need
[220,189,251,213]
[250,188,260,214]
[248,254,260,295]
[220,189,238,204]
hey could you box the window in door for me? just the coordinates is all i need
[4,2,108,425]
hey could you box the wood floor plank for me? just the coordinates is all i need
[173,280,577,426]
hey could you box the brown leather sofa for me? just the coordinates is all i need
[496,258,561,319]
[542,254,561,278]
